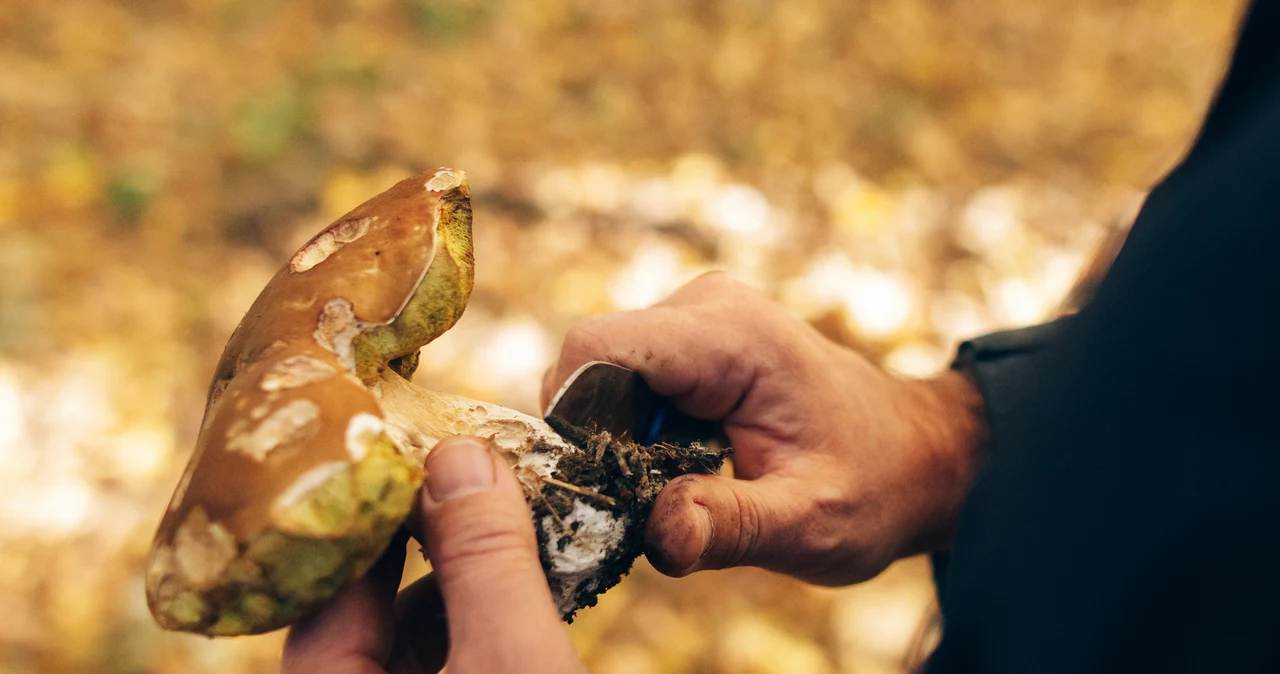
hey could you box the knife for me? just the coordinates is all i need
[543,361,721,446]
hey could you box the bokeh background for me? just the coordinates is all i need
[0,0,1249,672]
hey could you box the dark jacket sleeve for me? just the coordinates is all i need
[951,319,1073,422]
[930,319,1072,597]
[927,2,1280,672]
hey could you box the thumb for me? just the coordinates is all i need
[644,473,802,577]
[414,436,580,673]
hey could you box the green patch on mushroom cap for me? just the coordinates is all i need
[150,433,420,635]
[353,185,474,383]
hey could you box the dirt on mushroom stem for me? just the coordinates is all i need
[531,417,730,619]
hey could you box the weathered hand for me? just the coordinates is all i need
[541,273,987,585]
[281,437,585,674]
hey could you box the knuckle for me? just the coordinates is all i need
[798,484,859,557]
[433,524,533,575]
[430,505,537,575]
[727,487,764,567]
[671,272,736,305]
[687,272,748,303]
[810,483,854,522]
[798,517,844,559]
[686,270,729,290]
[561,315,612,355]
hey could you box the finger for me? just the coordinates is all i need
[541,307,760,421]
[539,364,560,414]
[538,272,735,414]
[282,529,408,674]
[386,574,448,674]
[418,436,580,672]
[644,473,806,577]
[652,270,736,307]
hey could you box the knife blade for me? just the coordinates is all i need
[543,361,720,446]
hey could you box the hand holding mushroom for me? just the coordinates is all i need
[147,169,725,636]
[150,168,983,662]
[282,436,586,674]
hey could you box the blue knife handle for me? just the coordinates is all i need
[638,398,671,445]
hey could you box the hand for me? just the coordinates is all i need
[541,272,987,585]
[281,437,585,674]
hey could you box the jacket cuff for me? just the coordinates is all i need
[950,319,1071,420]
[931,317,1073,597]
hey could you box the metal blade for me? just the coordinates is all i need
[544,361,652,441]
[544,361,722,445]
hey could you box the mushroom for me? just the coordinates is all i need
[147,168,725,637]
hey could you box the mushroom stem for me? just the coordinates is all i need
[371,369,635,617]
[373,369,575,465]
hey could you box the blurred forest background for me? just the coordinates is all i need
[0,0,1249,672]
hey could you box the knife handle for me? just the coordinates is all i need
[636,397,726,448]
[638,398,671,445]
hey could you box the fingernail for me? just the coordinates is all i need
[681,504,714,575]
[425,437,495,502]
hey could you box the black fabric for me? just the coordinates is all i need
[926,2,1280,672]
[951,319,1073,421]
[932,319,1073,599]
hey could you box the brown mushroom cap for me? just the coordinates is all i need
[215,166,471,385]
[147,169,473,635]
